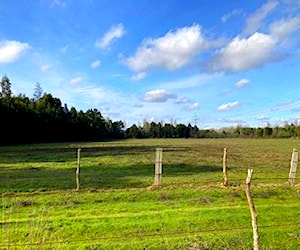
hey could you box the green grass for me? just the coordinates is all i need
[1,139,300,249]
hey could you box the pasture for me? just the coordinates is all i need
[1,139,299,249]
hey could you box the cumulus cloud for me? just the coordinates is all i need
[208,32,278,72]
[208,12,300,73]
[91,60,101,69]
[217,101,240,111]
[235,78,250,88]
[95,23,125,49]
[0,40,29,63]
[243,0,278,35]
[185,102,200,111]
[143,89,177,103]
[70,77,82,85]
[125,24,212,76]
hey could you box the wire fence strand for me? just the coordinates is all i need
[2,223,299,247]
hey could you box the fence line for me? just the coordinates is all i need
[1,147,299,193]
[1,175,298,182]
[1,146,299,249]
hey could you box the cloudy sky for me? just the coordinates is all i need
[1,0,300,128]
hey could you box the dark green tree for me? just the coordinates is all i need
[0,74,12,98]
[33,82,43,100]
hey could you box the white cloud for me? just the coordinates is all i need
[70,77,82,85]
[73,86,115,101]
[258,115,270,121]
[281,0,300,14]
[295,116,300,126]
[40,64,52,72]
[243,0,278,35]
[209,32,278,72]
[236,78,250,88]
[217,101,240,111]
[174,97,190,104]
[91,60,101,69]
[271,100,294,111]
[269,17,300,40]
[275,118,288,126]
[221,9,244,23]
[131,72,147,81]
[185,102,200,111]
[161,73,222,90]
[95,23,125,49]
[143,89,177,103]
[125,24,211,75]
[0,40,29,63]
[218,118,246,124]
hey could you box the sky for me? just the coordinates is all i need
[0,0,300,129]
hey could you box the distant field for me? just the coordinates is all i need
[1,139,299,249]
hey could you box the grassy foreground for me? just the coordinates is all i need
[1,139,300,249]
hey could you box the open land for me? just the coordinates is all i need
[1,139,300,249]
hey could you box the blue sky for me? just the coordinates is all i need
[1,0,300,128]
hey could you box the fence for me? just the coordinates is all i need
[73,147,298,190]
[1,146,298,194]
[1,144,299,249]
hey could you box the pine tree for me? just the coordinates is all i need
[0,74,12,98]
[33,82,43,100]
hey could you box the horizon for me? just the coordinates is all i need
[1,0,300,129]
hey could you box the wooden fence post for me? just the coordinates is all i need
[223,148,228,186]
[289,148,298,186]
[245,169,259,250]
[154,148,163,187]
[76,148,81,191]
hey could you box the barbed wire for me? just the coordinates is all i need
[1,171,298,180]
[1,176,299,196]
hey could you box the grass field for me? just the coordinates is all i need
[1,138,300,249]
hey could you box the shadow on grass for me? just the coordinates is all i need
[0,162,221,192]
[0,146,190,164]
[164,164,221,176]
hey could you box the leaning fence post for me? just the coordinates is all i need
[245,169,259,250]
[154,148,163,187]
[223,148,228,186]
[76,148,81,191]
[289,148,298,186]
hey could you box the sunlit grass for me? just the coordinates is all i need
[1,139,300,249]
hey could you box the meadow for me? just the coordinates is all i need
[1,138,299,249]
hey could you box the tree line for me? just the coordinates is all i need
[1,74,300,145]
[125,122,300,139]
[0,75,124,145]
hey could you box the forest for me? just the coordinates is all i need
[1,74,300,145]
[0,75,125,145]
[126,121,300,139]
